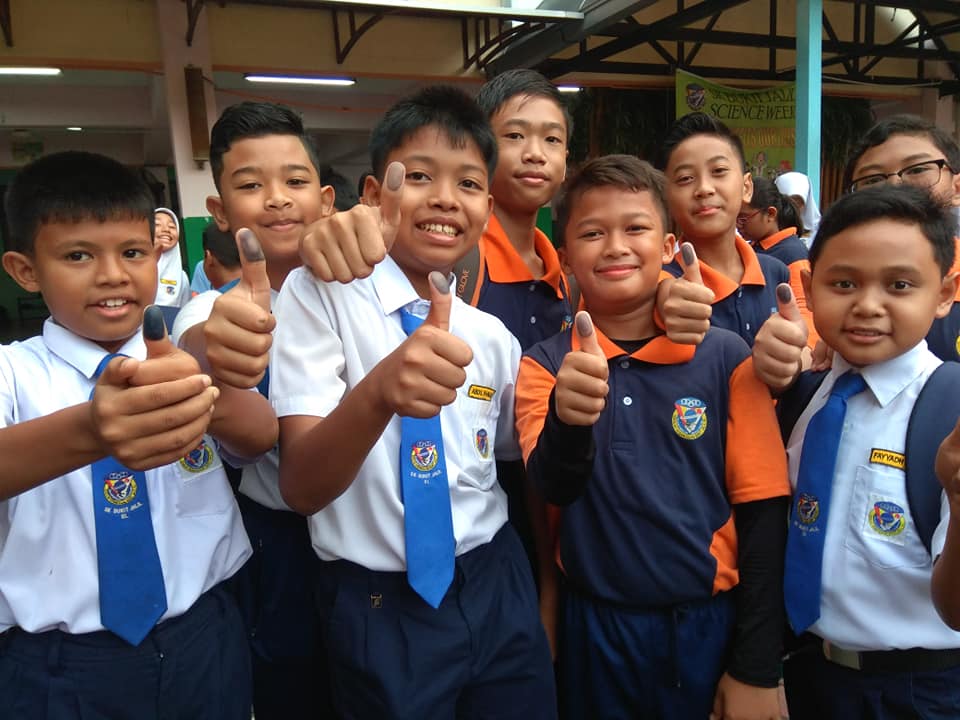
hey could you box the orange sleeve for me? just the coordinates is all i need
[725,356,791,504]
[787,257,819,349]
[515,355,558,465]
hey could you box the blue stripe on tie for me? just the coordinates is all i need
[399,309,455,608]
[90,354,168,645]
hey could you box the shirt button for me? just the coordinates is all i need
[619,360,630,369]
[745,323,751,330]
[529,284,536,292]
[623,396,633,406]
[529,316,537,324]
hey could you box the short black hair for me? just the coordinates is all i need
[555,154,668,245]
[747,176,803,234]
[659,112,747,172]
[209,101,321,192]
[369,85,497,181]
[320,165,359,211]
[843,114,960,192]
[475,69,573,141]
[810,184,956,275]
[4,151,155,256]
[202,221,240,269]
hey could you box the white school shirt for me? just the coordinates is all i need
[172,287,286,510]
[155,246,190,308]
[0,320,251,635]
[787,342,960,650]
[270,256,521,571]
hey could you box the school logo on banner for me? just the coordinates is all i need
[411,440,439,472]
[179,439,214,473]
[103,471,137,506]
[672,397,708,440]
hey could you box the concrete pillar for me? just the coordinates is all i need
[795,0,822,203]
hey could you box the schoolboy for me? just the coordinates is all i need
[775,185,960,718]
[657,112,803,350]
[269,86,556,719]
[514,154,790,720]
[170,102,336,719]
[200,220,242,291]
[0,151,272,719]
[754,115,960,391]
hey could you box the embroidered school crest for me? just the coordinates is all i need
[103,471,137,506]
[797,493,820,525]
[560,315,573,332]
[179,439,214,473]
[411,440,439,472]
[868,501,906,537]
[475,429,490,459]
[672,397,708,440]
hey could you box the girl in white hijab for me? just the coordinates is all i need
[153,207,190,308]
[775,172,821,247]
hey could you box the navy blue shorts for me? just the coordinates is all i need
[314,523,557,720]
[0,582,250,720]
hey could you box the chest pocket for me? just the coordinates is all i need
[843,464,930,569]
[174,436,233,517]
[455,383,500,491]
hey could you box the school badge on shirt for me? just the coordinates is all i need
[672,397,708,440]
[474,428,490,459]
[179,439,215,473]
[865,498,907,544]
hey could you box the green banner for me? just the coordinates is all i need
[676,70,796,181]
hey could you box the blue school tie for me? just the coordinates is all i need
[399,308,456,608]
[90,353,168,646]
[784,370,866,634]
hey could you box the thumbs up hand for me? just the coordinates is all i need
[752,283,811,392]
[204,228,277,389]
[377,272,474,419]
[91,306,219,470]
[301,161,403,283]
[555,311,610,426]
[657,243,715,345]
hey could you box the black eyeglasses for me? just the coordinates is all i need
[849,158,955,193]
[736,208,762,227]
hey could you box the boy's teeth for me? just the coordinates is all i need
[420,223,458,236]
[101,299,127,308]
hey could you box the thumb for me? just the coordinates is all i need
[142,305,175,360]
[235,228,272,311]
[423,271,452,332]
[378,162,404,251]
[574,311,605,358]
[776,283,803,324]
[679,242,704,285]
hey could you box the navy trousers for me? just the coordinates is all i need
[231,493,333,720]
[0,583,250,720]
[784,643,960,719]
[560,588,734,720]
[314,523,557,720]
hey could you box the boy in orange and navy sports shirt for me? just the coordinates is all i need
[515,155,790,719]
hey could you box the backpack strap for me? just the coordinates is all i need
[452,243,483,306]
[905,361,960,554]
[776,370,829,444]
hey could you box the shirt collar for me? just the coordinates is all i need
[571,325,695,364]
[758,227,798,251]
[483,214,566,298]
[832,341,933,408]
[695,235,767,303]
[370,254,457,318]
[42,318,147,380]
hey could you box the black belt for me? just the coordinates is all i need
[818,638,960,673]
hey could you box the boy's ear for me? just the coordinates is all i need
[1,251,41,293]
[949,170,960,208]
[558,246,571,276]
[362,174,382,207]
[936,271,960,319]
[206,195,230,232]
[800,267,814,313]
[319,184,336,217]
[742,171,754,204]
[661,233,677,264]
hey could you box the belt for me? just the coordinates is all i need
[821,639,960,673]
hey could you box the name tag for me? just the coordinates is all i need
[468,384,496,402]
[869,448,905,471]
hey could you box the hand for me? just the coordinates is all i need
[300,161,404,283]
[203,228,277,388]
[658,243,715,345]
[377,271,473,418]
[91,306,220,471]
[937,419,960,511]
[710,673,781,720]
[554,311,609,426]
[810,339,834,372]
[752,283,809,393]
